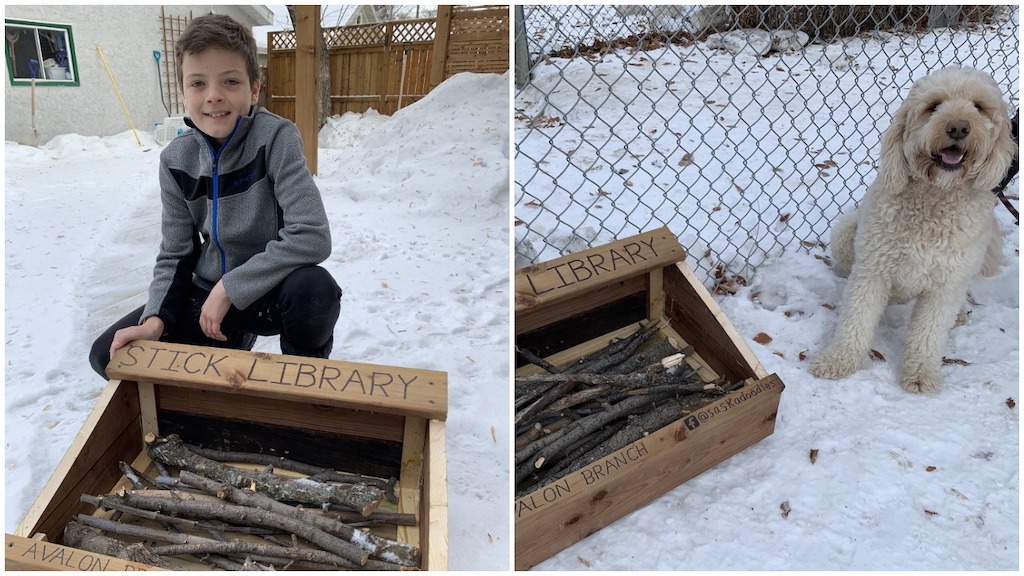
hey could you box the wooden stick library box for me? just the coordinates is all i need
[5,341,448,571]
[514,227,784,570]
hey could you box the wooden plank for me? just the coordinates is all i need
[515,227,686,316]
[647,267,665,322]
[516,274,647,336]
[5,533,165,571]
[137,381,159,438]
[397,416,426,549]
[106,341,448,421]
[154,385,406,442]
[422,419,448,570]
[16,380,142,542]
[515,323,643,377]
[663,262,768,382]
[431,5,453,88]
[294,4,320,175]
[452,6,509,20]
[515,374,784,570]
[157,410,403,479]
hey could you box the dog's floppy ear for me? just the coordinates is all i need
[878,101,911,192]
[975,103,1017,190]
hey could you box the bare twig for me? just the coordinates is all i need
[515,346,563,374]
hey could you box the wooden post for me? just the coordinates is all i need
[294,5,320,176]
[430,5,453,89]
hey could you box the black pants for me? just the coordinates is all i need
[90,266,342,378]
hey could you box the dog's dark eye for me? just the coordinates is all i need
[926,102,940,114]
[972,101,986,113]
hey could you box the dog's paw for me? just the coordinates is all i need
[810,349,861,380]
[899,365,941,393]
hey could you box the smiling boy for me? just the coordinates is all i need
[89,14,342,377]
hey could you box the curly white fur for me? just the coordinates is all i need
[810,67,1016,393]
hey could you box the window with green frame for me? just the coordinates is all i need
[5,18,79,86]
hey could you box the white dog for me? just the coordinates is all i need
[810,67,1016,393]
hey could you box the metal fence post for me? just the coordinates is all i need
[514,5,529,88]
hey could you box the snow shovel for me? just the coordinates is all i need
[154,50,169,116]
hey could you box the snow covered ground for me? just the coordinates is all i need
[515,7,1019,571]
[5,71,511,570]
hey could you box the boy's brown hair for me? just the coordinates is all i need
[176,13,260,88]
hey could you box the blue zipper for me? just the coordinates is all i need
[207,118,244,276]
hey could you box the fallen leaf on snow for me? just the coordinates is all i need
[577,556,592,568]
[925,465,936,472]
[1005,397,1015,409]
[870,350,886,361]
[924,509,939,516]
[780,501,791,518]
[753,332,773,345]
[941,357,972,366]
[809,449,819,464]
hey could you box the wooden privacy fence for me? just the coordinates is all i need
[266,5,509,120]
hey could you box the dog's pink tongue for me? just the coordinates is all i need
[941,149,964,165]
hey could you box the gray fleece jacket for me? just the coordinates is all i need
[142,106,332,333]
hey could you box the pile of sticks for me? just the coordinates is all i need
[65,434,419,571]
[515,320,741,495]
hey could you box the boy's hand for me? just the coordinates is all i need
[109,316,164,359]
[200,281,233,341]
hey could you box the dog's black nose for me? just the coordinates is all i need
[946,120,970,140]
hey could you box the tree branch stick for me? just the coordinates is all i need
[184,443,397,503]
[63,521,171,568]
[148,542,404,571]
[326,506,417,527]
[91,491,370,566]
[178,470,419,567]
[146,434,384,516]
[74,513,368,569]
[514,377,579,427]
[563,320,665,374]
[516,390,676,483]
[515,346,562,374]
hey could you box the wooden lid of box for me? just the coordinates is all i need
[107,341,448,421]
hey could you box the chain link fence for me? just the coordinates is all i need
[513,5,1019,290]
